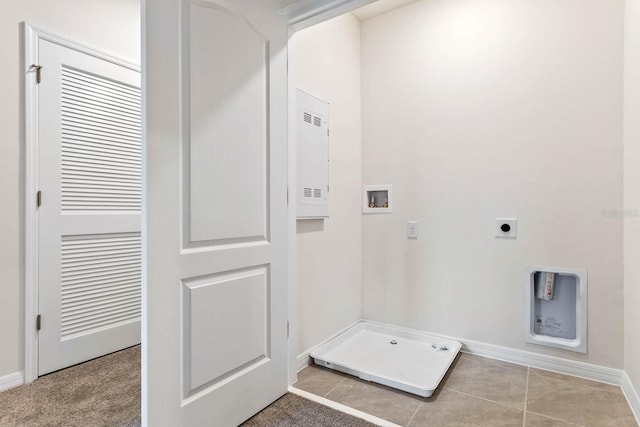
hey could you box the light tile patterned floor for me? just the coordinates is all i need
[294,353,638,427]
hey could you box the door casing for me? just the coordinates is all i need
[282,0,377,386]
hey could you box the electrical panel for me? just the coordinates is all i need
[296,90,329,219]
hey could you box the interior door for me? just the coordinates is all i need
[144,0,289,425]
[37,38,141,376]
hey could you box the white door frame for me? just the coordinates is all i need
[23,23,140,383]
[282,0,376,386]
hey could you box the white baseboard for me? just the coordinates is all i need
[460,338,623,386]
[0,371,24,393]
[297,319,624,387]
[622,372,640,425]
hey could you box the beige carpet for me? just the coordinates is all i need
[242,394,376,427]
[0,346,140,427]
[0,347,373,426]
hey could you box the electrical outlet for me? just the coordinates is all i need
[407,221,419,239]
[496,218,517,238]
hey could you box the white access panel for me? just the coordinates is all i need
[296,90,329,219]
[524,266,587,353]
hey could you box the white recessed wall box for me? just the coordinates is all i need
[524,266,587,353]
[296,90,329,219]
[363,185,392,214]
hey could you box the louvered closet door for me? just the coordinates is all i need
[37,39,141,375]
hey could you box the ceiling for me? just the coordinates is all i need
[273,0,419,24]
[351,0,418,21]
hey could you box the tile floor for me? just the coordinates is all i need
[294,353,638,427]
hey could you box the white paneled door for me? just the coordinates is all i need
[37,38,141,375]
[144,0,289,425]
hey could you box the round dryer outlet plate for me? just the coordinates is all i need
[496,218,517,238]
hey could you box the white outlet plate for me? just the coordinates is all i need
[496,218,517,238]
[407,221,418,239]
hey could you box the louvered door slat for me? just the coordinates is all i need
[62,254,141,267]
[61,244,141,254]
[61,309,141,338]
[62,284,140,301]
[60,232,141,339]
[61,80,141,107]
[62,292,141,314]
[62,109,141,132]
[62,278,140,294]
[62,113,141,137]
[61,267,140,286]
[61,302,141,325]
[61,103,141,126]
[61,77,141,107]
[63,67,141,97]
[63,138,140,156]
[61,263,140,279]
[61,66,141,212]
[62,153,141,170]
[63,178,140,189]
[62,93,141,118]
[62,120,141,143]
[62,71,141,101]
[62,289,141,312]
[62,168,140,181]
[62,124,141,145]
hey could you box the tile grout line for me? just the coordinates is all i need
[324,377,347,399]
[442,387,525,412]
[527,371,625,396]
[522,367,530,427]
[525,410,585,427]
[405,402,423,427]
[468,351,624,394]
[468,353,623,396]
[460,353,530,375]
[303,356,630,427]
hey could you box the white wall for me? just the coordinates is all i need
[360,0,625,367]
[290,14,363,355]
[0,0,140,378]
[624,0,640,396]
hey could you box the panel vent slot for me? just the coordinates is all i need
[303,187,312,198]
[303,112,312,123]
[313,116,321,127]
[60,232,141,339]
[61,66,142,212]
[314,189,322,198]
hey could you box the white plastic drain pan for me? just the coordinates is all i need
[311,321,461,397]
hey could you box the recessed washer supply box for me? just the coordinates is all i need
[524,266,587,353]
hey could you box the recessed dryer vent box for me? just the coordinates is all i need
[524,266,587,353]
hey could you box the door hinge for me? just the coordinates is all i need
[287,321,290,338]
[36,190,42,207]
[30,64,42,84]
[327,128,330,136]
[287,189,289,206]
[36,314,41,331]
